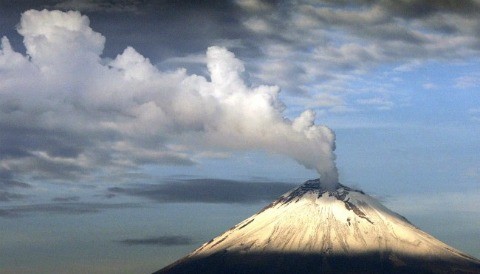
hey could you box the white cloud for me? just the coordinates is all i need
[469,108,480,122]
[422,82,438,90]
[310,93,346,108]
[464,166,480,180]
[234,0,480,113]
[455,73,480,89]
[159,54,207,66]
[394,60,423,72]
[356,97,394,110]
[0,10,339,186]
[243,18,273,34]
[235,0,273,12]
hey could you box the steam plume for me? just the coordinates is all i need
[0,10,338,186]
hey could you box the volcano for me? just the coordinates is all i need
[155,179,480,274]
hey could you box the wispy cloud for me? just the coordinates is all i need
[0,191,26,202]
[468,108,480,122]
[455,73,480,89]
[356,97,395,110]
[422,82,438,90]
[235,0,480,111]
[108,178,296,204]
[465,166,480,180]
[0,168,31,189]
[52,196,81,202]
[117,235,194,246]
[0,202,141,218]
[0,180,31,189]
[0,168,30,202]
[52,0,144,13]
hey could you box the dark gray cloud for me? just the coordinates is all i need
[0,125,96,181]
[0,0,249,74]
[316,0,480,18]
[108,179,296,204]
[0,168,29,202]
[0,181,30,188]
[52,0,147,13]
[52,196,81,202]
[0,202,141,218]
[2,1,480,65]
[0,191,26,202]
[0,125,86,159]
[0,208,17,217]
[57,0,251,62]
[117,235,194,246]
[380,0,480,18]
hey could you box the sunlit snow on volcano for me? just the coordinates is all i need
[156,179,480,274]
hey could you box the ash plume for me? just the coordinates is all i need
[0,9,339,186]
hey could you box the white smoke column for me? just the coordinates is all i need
[202,47,339,186]
[0,9,339,187]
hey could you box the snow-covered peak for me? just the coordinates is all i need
[157,179,480,274]
[277,178,364,203]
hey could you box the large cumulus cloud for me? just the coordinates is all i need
[0,10,338,186]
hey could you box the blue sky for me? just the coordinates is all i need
[0,1,479,273]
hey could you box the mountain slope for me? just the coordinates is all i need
[156,179,480,274]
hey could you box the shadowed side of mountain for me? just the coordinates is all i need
[155,251,480,274]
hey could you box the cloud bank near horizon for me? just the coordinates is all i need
[117,235,194,246]
[108,179,297,204]
[0,9,339,187]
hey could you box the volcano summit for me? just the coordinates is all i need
[156,179,480,274]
